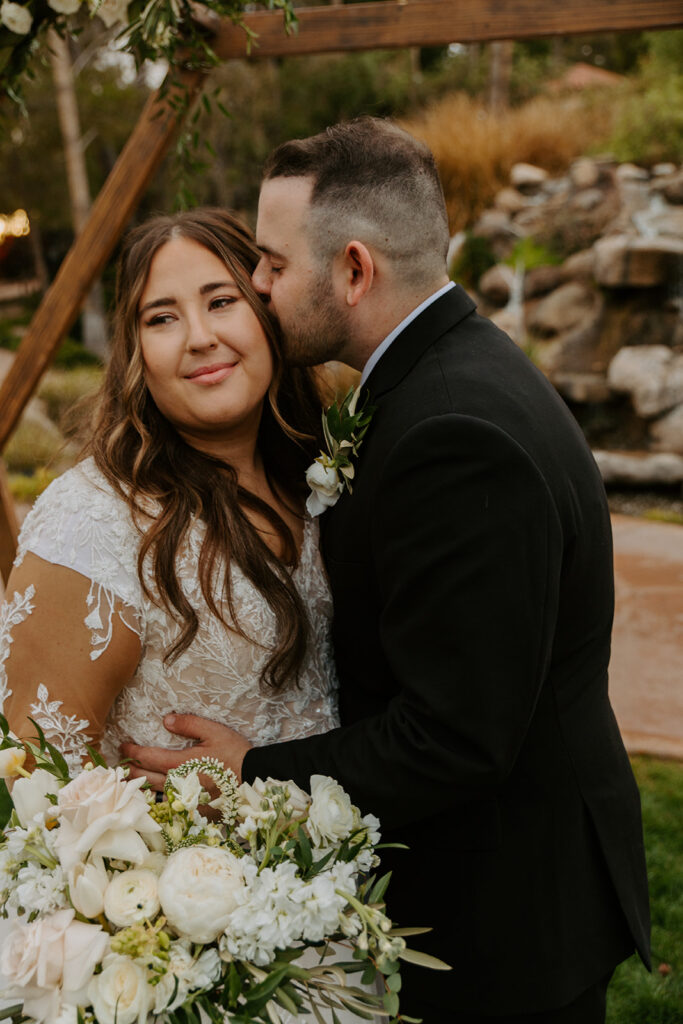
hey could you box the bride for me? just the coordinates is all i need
[0,207,340,777]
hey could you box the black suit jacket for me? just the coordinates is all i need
[243,287,650,1017]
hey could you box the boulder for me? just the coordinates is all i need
[478,264,513,306]
[472,209,521,260]
[651,405,683,455]
[527,281,600,338]
[652,163,677,177]
[551,372,611,403]
[510,162,548,193]
[607,346,683,418]
[489,305,525,345]
[570,157,601,190]
[535,315,605,375]
[562,248,595,281]
[523,264,567,299]
[594,234,683,288]
[615,163,650,182]
[660,171,683,204]
[593,449,683,484]
[571,188,605,212]
[494,187,528,214]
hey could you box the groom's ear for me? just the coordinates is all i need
[341,241,375,307]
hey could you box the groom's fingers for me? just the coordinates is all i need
[163,713,224,741]
[121,715,253,784]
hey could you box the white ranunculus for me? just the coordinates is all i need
[305,461,343,517]
[0,745,26,779]
[87,953,152,1024]
[68,859,109,918]
[47,0,82,14]
[153,941,221,1013]
[12,768,61,827]
[307,775,356,845]
[91,0,129,29]
[54,766,160,871]
[169,771,203,813]
[0,1,32,34]
[0,908,108,1023]
[158,846,245,943]
[103,868,160,927]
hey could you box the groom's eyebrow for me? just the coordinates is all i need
[258,245,285,261]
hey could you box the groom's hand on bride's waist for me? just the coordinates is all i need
[122,714,252,790]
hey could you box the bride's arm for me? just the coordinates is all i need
[1,551,141,766]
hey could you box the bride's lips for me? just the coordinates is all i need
[185,362,237,385]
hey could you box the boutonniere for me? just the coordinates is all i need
[305,386,374,517]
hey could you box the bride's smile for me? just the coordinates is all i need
[138,235,274,453]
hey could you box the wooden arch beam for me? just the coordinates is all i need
[1,0,682,580]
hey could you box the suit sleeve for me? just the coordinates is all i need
[243,414,564,828]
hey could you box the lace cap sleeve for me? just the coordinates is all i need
[15,459,144,656]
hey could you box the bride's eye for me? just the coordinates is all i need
[144,312,175,327]
[210,296,238,310]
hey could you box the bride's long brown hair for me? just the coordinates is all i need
[87,208,323,691]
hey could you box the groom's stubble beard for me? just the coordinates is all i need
[278,269,353,368]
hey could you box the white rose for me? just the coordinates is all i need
[12,768,61,827]
[0,1,32,34]
[158,846,244,943]
[0,909,108,1022]
[47,0,81,14]
[87,953,152,1024]
[103,869,160,927]
[307,775,356,845]
[305,461,343,517]
[54,766,160,871]
[0,745,26,779]
[91,0,129,29]
[68,859,109,918]
[169,771,203,813]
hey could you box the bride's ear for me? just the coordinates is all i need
[339,241,374,307]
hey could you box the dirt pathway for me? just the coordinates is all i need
[610,514,683,760]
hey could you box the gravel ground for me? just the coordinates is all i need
[606,486,683,522]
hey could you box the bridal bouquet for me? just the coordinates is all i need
[0,717,447,1024]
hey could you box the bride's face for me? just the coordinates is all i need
[138,236,274,452]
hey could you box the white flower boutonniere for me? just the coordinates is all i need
[306,386,374,517]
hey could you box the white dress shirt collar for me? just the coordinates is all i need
[360,281,455,386]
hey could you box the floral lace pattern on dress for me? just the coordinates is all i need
[28,684,93,775]
[0,585,35,707]
[4,458,339,766]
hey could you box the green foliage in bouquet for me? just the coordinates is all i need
[0,715,449,1024]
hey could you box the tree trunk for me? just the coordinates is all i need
[489,39,514,113]
[49,29,108,359]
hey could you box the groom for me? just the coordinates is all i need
[125,118,650,1022]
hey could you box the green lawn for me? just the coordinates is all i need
[607,757,683,1024]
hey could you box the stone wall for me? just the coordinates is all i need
[458,158,683,484]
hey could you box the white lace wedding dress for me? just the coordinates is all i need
[0,457,340,770]
[0,458,368,1021]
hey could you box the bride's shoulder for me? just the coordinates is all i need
[16,457,141,576]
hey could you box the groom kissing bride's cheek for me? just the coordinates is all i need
[124,118,650,1023]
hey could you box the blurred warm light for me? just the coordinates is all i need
[0,210,30,243]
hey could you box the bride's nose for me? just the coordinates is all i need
[186,310,218,352]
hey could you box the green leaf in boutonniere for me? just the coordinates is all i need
[305,387,374,517]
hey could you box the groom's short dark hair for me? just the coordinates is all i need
[262,117,450,290]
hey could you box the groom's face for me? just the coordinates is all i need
[253,176,351,366]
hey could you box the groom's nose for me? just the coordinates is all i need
[252,258,271,297]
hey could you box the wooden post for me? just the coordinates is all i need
[0,461,18,587]
[0,66,206,453]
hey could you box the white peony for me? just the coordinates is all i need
[91,0,129,29]
[87,953,152,1024]
[12,768,61,827]
[103,868,160,927]
[0,908,108,1023]
[307,775,356,845]
[0,744,26,779]
[0,2,32,34]
[54,766,160,871]
[47,0,82,14]
[158,845,245,943]
[305,460,343,517]
[68,859,109,918]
